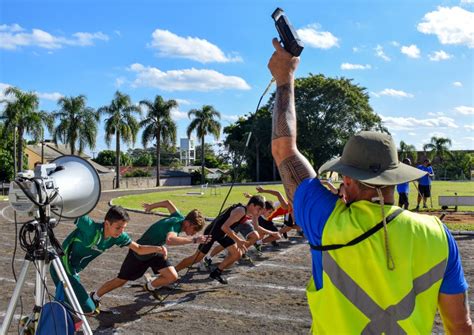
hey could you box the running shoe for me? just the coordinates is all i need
[143,283,162,301]
[89,291,101,314]
[209,268,228,284]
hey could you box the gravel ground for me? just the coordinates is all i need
[0,189,472,334]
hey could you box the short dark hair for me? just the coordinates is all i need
[247,195,265,208]
[184,209,206,232]
[105,205,130,223]
[264,200,275,211]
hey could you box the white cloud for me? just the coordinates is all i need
[297,24,339,49]
[221,114,239,122]
[381,115,458,130]
[417,6,474,48]
[36,91,63,101]
[464,125,474,131]
[408,132,417,136]
[455,105,474,114]
[129,63,251,92]
[175,98,191,105]
[428,50,453,61]
[461,0,474,3]
[115,77,126,88]
[375,45,391,61]
[374,88,414,98]
[452,81,463,87]
[391,41,400,47]
[149,29,241,63]
[427,111,445,116]
[401,44,421,58]
[0,82,13,101]
[0,24,109,50]
[340,63,371,70]
[170,108,188,120]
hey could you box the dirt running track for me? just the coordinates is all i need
[0,189,472,334]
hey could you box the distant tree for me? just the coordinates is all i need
[423,136,452,163]
[398,141,417,163]
[53,95,98,155]
[139,95,177,187]
[194,143,227,169]
[223,108,273,182]
[187,105,221,184]
[443,151,473,180]
[1,87,53,173]
[133,151,153,167]
[0,123,15,181]
[99,91,140,189]
[94,150,131,167]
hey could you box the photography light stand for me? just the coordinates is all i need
[0,205,92,335]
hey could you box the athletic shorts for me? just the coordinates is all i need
[419,185,431,197]
[283,213,295,227]
[233,220,256,238]
[118,249,171,281]
[398,192,409,208]
[198,223,235,254]
[259,218,278,232]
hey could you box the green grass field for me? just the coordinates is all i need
[112,181,474,228]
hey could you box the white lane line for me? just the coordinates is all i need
[0,277,35,287]
[231,281,306,292]
[255,262,309,271]
[0,205,14,223]
[182,303,311,323]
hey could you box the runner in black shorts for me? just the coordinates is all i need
[175,195,265,284]
[92,200,209,303]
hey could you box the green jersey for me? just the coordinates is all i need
[61,215,131,275]
[135,211,184,261]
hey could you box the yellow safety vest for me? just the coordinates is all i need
[307,200,448,334]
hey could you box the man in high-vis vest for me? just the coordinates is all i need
[267,38,472,334]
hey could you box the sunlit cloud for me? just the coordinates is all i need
[297,24,339,49]
[149,29,242,63]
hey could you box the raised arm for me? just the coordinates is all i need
[268,38,316,205]
[142,200,178,215]
[256,186,288,210]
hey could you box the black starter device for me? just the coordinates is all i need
[271,7,304,57]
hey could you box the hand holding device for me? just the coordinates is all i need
[271,7,304,57]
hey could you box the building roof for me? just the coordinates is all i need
[26,142,112,174]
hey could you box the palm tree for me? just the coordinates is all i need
[186,105,221,184]
[398,140,417,163]
[1,87,53,173]
[99,91,140,189]
[52,95,99,155]
[139,95,178,187]
[423,136,452,163]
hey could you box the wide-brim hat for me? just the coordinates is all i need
[318,131,426,186]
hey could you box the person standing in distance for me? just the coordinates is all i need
[416,158,434,210]
[268,37,471,333]
[396,158,412,209]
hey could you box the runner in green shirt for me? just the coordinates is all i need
[51,205,166,314]
[92,200,208,303]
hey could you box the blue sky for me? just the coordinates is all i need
[1,0,473,158]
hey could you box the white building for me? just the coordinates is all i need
[179,138,195,166]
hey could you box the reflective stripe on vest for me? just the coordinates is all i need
[323,252,447,334]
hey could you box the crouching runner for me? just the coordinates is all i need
[175,195,265,284]
[51,205,167,314]
[91,200,208,304]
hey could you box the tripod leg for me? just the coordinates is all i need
[0,260,31,335]
[34,260,48,308]
[51,257,93,335]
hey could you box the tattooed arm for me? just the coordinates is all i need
[268,38,316,205]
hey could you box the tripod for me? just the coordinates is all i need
[0,209,92,335]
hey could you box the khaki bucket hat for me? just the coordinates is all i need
[318,131,426,186]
